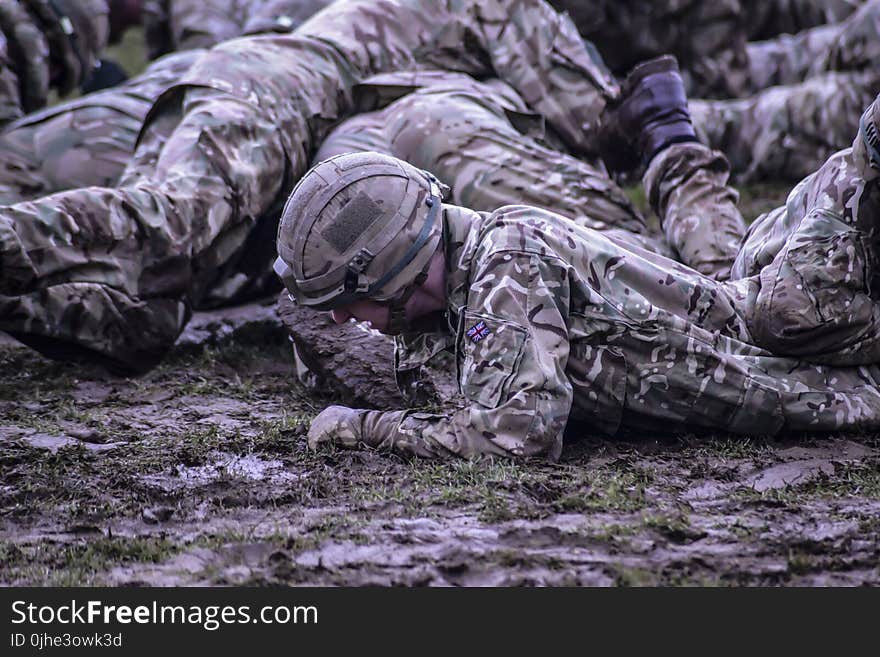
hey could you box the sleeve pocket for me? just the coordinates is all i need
[458,311,527,409]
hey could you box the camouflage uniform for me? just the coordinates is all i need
[0,50,200,204]
[314,129,880,459]
[691,0,880,181]
[0,0,109,128]
[0,1,332,203]
[551,0,862,99]
[316,70,747,280]
[143,0,332,58]
[742,0,863,40]
[0,0,618,373]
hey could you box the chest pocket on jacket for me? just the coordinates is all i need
[457,311,527,409]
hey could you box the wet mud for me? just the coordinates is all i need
[1,298,879,586]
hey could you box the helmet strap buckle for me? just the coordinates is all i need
[346,248,375,293]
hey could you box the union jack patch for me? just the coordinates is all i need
[466,320,491,343]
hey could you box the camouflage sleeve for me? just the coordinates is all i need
[476,0,618,155]
[168,0,244,51]
[360,250,573,460]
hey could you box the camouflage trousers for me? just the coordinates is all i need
[317,73,746,281]
[0,51,202,205]
[559,131,880,435]
[691,0,880,181]
[646,129,880,368]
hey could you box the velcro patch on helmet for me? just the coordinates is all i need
[321,191,383,254]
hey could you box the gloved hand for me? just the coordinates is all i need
[307,405,367,450]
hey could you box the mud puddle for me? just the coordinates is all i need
[1,300,879,586]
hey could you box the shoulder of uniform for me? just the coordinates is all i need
[477,205,567,258]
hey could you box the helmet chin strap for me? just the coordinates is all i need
[385,268,429,334]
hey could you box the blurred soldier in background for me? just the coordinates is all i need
[551,0,863,98]
[101,0,333,59]
[0,0,109,128]
[691,0,880,181]
[0,0,333,203]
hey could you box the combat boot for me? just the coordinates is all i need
[596,55,699,173]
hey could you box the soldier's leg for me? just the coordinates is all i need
[655,96,880,366]
[742,23,844,91]
[0,85,288,372]
[642,142,747,281]
[686,0,876,102]
[743,0,862,40]
[690,70,880,182]
[734,107,880,365]
[0,50,202,203]
[0,105,143,204]
[312,112,393,162]
[384,83,651,237]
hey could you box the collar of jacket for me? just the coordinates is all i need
[391,204,488,372]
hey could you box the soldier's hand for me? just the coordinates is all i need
[307,405,366,450]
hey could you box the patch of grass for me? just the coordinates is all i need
[551,466,651,514]
[684,436,774,460]
[787,550,817,576]
[105,28,149,77]
[737,181,791,223]
[740,461,880,505]
[0,536,177,586]
[587,522,640,542]
[0,346,82,402]
[255,415,310,452]
[642,512,706,544]
[610,565,659,587]
[611,563,726,587]
[623,184,649,216]
[341,452,652,521]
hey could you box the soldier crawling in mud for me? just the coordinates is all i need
[275,56,880,459]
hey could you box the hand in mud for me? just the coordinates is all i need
[307,405,365,450]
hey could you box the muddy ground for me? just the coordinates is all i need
[2,186,879,587]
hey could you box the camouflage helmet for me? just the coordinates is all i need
[275,152,444,312]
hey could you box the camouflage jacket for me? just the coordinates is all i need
[143,0,332,58]
[353,200,880,460]
[0,0,108,126]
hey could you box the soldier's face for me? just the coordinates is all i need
[330,251,447,334]
[331,299,393,332]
